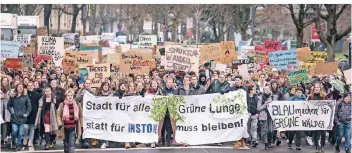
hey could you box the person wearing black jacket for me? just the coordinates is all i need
[49,80,65,145]
[247,85,259,148]
[24,82,41,147]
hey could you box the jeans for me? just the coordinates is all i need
[24,124,35,142]
[64,128,76,153]
[11,124,27,145]
[247,116,258,142]
[288,131,302,147]
[336,123,351,150]
[313,130,326,147]
[259,119,274,144]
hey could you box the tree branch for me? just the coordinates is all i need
[302,18,316,28]
[336,26,351,41]
[336,4,349,20]
[288,4,300,28]
[53,5,73,15]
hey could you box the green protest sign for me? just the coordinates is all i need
[288,69,309,85]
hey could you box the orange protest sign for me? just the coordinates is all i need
[296,47,311,61]
[313,62,339,75]
[220,41,237,65]
[120,51,153,74]
[200,43,221,62]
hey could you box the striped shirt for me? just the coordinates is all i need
[64,104,76,129]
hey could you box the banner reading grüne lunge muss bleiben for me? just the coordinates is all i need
[82,90,250,145]
[268,100,336,131]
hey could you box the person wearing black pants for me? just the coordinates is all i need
[288,131,302,150]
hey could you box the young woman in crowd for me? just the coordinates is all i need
[143,75,151,89]
[113,82,127,98]
[257,85,274,150]
[34,81,44,96]
[96,82,113,149]
[122,82,138,149]
[56,89,82,153]
[147,80,164,95]
[35,87,58,150]
[198,73,207,88]
[1,77,11,146]
[136,82,146,97]
[309,82,327,153]
[23,77,30,88]
[58,74,68,90]
[135,75,144,83]
[7,84,32,151]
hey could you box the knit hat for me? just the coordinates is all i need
[49,69,55,75]
[343,93,351,99]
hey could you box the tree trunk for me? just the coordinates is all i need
[110,20,114,33]
[172,21,177,42]
[296,28,304,48]
[240,28,247,41]
[326,42,336,62]
[81,5,87,36]
[70,6,80,33]
[44,4,52,36]
[153,18,158,35]
[139,20,144,34]
[211,24,218,42]
[57,13,61,33]
[227,24,235,41]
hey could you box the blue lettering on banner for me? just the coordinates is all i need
[268,49,298,70]
[128,123,158,134]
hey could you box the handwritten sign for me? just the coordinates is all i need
[200,43,221,62]
[120,51,153,74]
[79,63,110,88]
[220,41,237,65]
[255,51,266,64]
[5,58,22,69]
[165,45,200,73]
[237,41,247,53]
[38,36,64,66]
[63,51,77,74]
[288,69,309,85]
[299,60,317,72]
[311,51,327,63]
[14,34,31,48]
[238,64,249,78]
[296,47,311,61]
[313,62,339,75]
[264,40,281,52]
[111,64,129,81]
[139,35,157,49]
[37,26,48,36]
[1,41,20,60]
[343,69,352,85]
[269,50,298,71]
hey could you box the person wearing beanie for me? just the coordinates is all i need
[49,70,57,81]
[335,93,351,153]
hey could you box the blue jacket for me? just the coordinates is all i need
[289,94,306,101]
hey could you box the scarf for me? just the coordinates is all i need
[63,99,79,121]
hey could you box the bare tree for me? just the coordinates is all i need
[56,4,86,33]
[44,4,52,35]
[53,4,67,33]
[312,4,351,61]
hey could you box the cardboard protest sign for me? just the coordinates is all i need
[343,69,352,85]
[299,60,316,72]
[115,45,122,53]
[139,35,157,49]
[110,64,129,81]
[101,33,115,41]
[22,51,34,68]
[288,69,309,85]
[200,43,221,62]
[120,51,153,74]
[296,47,311,61]
[313,62,339,75]
[165,45,200,73]
[215,64,228,73]
[269,50,298,71]
[264,40,281,52]
[33,50,51,66]
[106,53,120,64]
[310,51,327,63]
[268,100,336,131]
[220,41,237,65]
[37,26,48,36]
[4,58,22,69]
[255,51,267,64]
[1,41,21,60]
[63,51,77,74]
[263,65,273,74]
[79,63,110,88]
[238,64,249,78]
[37,36,64,66]
[14,34,31,48]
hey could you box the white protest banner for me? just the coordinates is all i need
[1,41,21,60]
[172,90,249,145]
[139,35,157,49]
[165,45,200,72]
[83,92,158,143]
[37,36,64,66]
[268,100,336,131]
[101,33,115,41]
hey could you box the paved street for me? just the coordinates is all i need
[1,139,337,153]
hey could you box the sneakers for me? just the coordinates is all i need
[101,143,107,149]
[28,141,33,147]
[307,137,314,146]
[335,145,340,153]
[23,138,28,146]
[296,146,302,150]
[288,143,292,149]
[125,143,131,149]
[252,141,259,148]
[151,143,155,148]
[346,149,351,153]
[16,145,23,151]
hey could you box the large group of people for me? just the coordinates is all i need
[0,62,351,153]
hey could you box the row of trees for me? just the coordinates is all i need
[1,4,350,61]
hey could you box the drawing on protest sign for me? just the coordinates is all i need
[139,35,157,49]
[343,69,352,85]
[37,36,64,66]
[33,50,51,67]
[239,46,254,59]
[288,69,309,85]
[220,41,237,65]
[264,40,281,52]
[268,100,336,131]
[79,63,110,87]
[269,50,298,71]
[22,51,34,68]
[255,51,267,64]
[313,62,339,75]
[1,41,21,60]
[200,43,221,62]
[37,26,48,36]
[165,45,200,72]
[120,51,153,74]
[296,47,311,61]
[62,51,77,74]
[310,51,327,63]
[4,58,22,69]
[14,34,31,49]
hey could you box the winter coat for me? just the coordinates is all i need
[247,94,259,115]
[0,90,11,122]
[147,88,164,95]
[27,90,41,124]
[163,87,177,96]
[113,90,125,98]
[75,88,95,104]
[257,93,279,121]
[176,87,192,96]
[7,89,32,124]
[206,80,230,94]
[335,100,351,124]
[52,87,66,108]
[289,94,306,101]
[190,84,206,95]
[34,97,58,133]
[230,85,248,93]
[57,102,83,138]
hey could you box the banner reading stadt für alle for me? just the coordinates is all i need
[83,90,250,145]
[268,100,336,131]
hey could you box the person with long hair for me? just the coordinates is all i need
[57,89,83,153]
[34,81,44,97]
[113,82,127,98]
[147,80,164,95]
[1,77,11,145]
[7,84,32,151]
[136,82,146,97]
[135,75,144,83]
[122,82,138,149]
[34,87,58,150]
[96,82,112,149]
[58,74,68,90]
[23,77,30,89]
[257,85,274,150]
[309,82,327,153]
[143,75,151,90]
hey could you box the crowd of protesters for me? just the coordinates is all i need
[0,62,351,153]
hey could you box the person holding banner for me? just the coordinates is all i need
[96,82,113,149]
[308,82,327,153]
[113,83,127,99]
[147,80,164,96]
[57,89,83,153]
[334,93,351,153]
[247,85,259,148]
[122,82,139,149]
